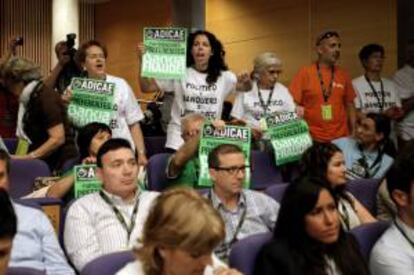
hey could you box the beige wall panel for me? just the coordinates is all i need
[95,0,172,98]
[206,0,397,83]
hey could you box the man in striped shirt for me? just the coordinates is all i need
[64,138,158,271]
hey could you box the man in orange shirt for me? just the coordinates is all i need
[289,30,356,142]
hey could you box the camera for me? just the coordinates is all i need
[15,36,23,46]
[55,33,82,93]
[64,33,77,58]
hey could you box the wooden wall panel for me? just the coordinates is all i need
[95,0,172,98]
[79,2,95,45]
[206,0,397,84]
[0,0,51,75]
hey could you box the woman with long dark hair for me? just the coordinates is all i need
[139,30,250,151]
[300,143,377,230]
[254,178,369,275]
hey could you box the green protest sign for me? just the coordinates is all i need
[141,27,187,79]
[74,165,102,198]
[68,78,115,128]
[265,112,312,165]
[198,124,251,188]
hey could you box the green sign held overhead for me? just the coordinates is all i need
[265,112,312,166]
[74,165,102,198]
[198,124,251,188]
[141,27,187,79]
[68,77,116,128]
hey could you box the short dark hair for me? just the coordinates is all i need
[358,43,384,65]
[0,149,10,174]
[96,138,133,168]
[77,122,112,160]
[386,140,414,198]
[365,112,391,138]
[208,144,243,169]
[75,40,108,65]
[0,188,17,239]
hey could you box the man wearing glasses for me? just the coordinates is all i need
[206,143,280,261]
[289,30,357,142]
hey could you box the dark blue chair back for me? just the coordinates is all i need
[9,159,51,198]
[350,221,389,259]
[7,267,45,275]
[251,151,283,190]
[144,136,167,158]
[146,153,171,191]
[80,250,136,275]
[229,232,273,275]
[264,183,289,202]
[346,178,381,215]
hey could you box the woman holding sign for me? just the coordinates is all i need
[300,143,377,230]
[70,40,147,166]
[231,52,297,144]
[139,30,250,151]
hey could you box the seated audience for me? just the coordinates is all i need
[0,57,77,174]
[370,140,414,274]
[230,52,296,149]
[64,138,158,271]
[254,178,369,275]
[117,188,241,275]
[300,143,376,230]
[206,144,279,260]
[353,43,403,119]
[0,188,17,275]
[333,113,394,180]
[0,149,74,274]
[44,122,112,200]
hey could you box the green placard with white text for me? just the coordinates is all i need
[198,124,251,188]
[74,165,102,198]
[265,112,312,165]
[68,78,116,128]
[141,27,187,79]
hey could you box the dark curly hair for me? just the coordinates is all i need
[186,30,228,84]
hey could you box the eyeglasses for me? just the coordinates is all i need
[316,31,340,45]
[213,165,250,175]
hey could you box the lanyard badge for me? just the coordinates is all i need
[316,63,335,121]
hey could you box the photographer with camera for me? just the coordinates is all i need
[44,34,82,93]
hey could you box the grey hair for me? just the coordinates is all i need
[181,113,205,132]
[253,52,282,76]
[0,57,41,84]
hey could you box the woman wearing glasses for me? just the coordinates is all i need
[254,178,369,275]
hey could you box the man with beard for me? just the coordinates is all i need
[290,30,356,142]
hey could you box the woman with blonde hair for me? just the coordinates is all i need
[117,188,241,275]
[230,52,297,148]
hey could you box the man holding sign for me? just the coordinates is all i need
[205,144,279,261]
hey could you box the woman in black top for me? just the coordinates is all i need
[254,178,369,275]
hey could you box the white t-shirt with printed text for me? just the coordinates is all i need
[106,74,144,149]
[393,65,414,140]
[156,67,237,150]
[231,81,296,128]
[352,75,401,113]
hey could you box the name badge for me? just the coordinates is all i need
[15,138,29,156]
[259,117,268,131]
[321,104,333,121]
